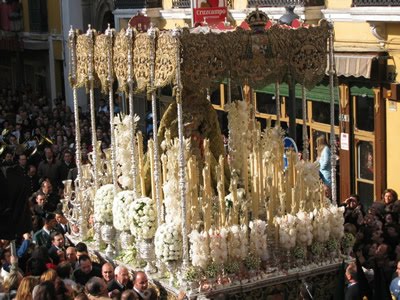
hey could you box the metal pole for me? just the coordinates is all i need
[328,21,337,204]
[288,76,297,141]
[301,86,309,161]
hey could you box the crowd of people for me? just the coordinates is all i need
[0,88,163,299]
[342,188,400,299]
[3,86,400,299]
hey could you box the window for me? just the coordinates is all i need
[355,95,374,132]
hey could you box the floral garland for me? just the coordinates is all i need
[94,184,115,224]
[155,222,182,262]
[249,220,267,259]
[295,211,313,246]
[209,228,228,266]
[113,190,135,231]
[129,197,157,240]
[228,224,248,261]
[189,230,210,270]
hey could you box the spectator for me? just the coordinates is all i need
[72,255,102,286]
[32,281,57,300]
[37,147,60,188]
[132,271,158,300]
[65,246,79,270]
[85,276,109,300]
[101,262,114,285]
[107,265,132,296]
[32,213,57,249]
[315,134,331,198]
[15,275,40,300]
[344,262,360,300]
[48,231,65,265]
[58,150,76,186]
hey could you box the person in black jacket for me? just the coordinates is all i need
[72,254,102,286]
[107,265,133,297]
[345,262,361,300]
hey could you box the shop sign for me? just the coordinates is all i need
[194,0,227,25]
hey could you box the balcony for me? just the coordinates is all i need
[114,0,161,9]
[352,0,400,6]
[172,0,191,8]
[247,0,324,7]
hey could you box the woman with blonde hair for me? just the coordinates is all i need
[316,134,331,198]
[15,276,40,300]
[40,268,58,283]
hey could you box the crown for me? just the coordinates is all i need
[245,7,269,32]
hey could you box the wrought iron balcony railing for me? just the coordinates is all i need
[172,0,234,8]
[247,0,324,7]
[352,0,400,6]
[172,0,191,8]
[114,0,161,9]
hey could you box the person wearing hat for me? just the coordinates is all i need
[33,213,57,249]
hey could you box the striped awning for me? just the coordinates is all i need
[329,53,378,79]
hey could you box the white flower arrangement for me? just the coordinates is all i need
[312,207,331,243]
[275,214,297,250]
[129,197,157,240]
[155,223,182,262]
[328,205,345,240]
[161,135,190,225]
[249,220,267,259]
[189,230,210,269]
[209,228,228,265]
[113,190,135,231]
[114,114,140,190]
[228,224,248,261]
[94,184,115,224]
[295,211,313,246]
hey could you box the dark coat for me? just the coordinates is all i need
[0,165,32,240]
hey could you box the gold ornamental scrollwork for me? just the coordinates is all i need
[288,20,330,89]
[113,28,129,93]
[94,34,112,94]
[154,31,177,88]
[76,34,91,90]
[134,32,151,93]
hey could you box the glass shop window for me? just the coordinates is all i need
[312,102,339,126]
[255,92,277,115]
[355,95,374,132]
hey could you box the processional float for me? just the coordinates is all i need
[62,12,349,297]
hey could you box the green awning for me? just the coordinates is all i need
[255,82,339,104]
[350,85,375,98]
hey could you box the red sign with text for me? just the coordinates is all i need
[194,0,227,25]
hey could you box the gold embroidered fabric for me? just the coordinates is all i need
[76,34,92,90]
[155,31,178,88]
[113,28,129,93]
[94,34,111,94]
[133,32,151,93]
[72,21,329,93]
